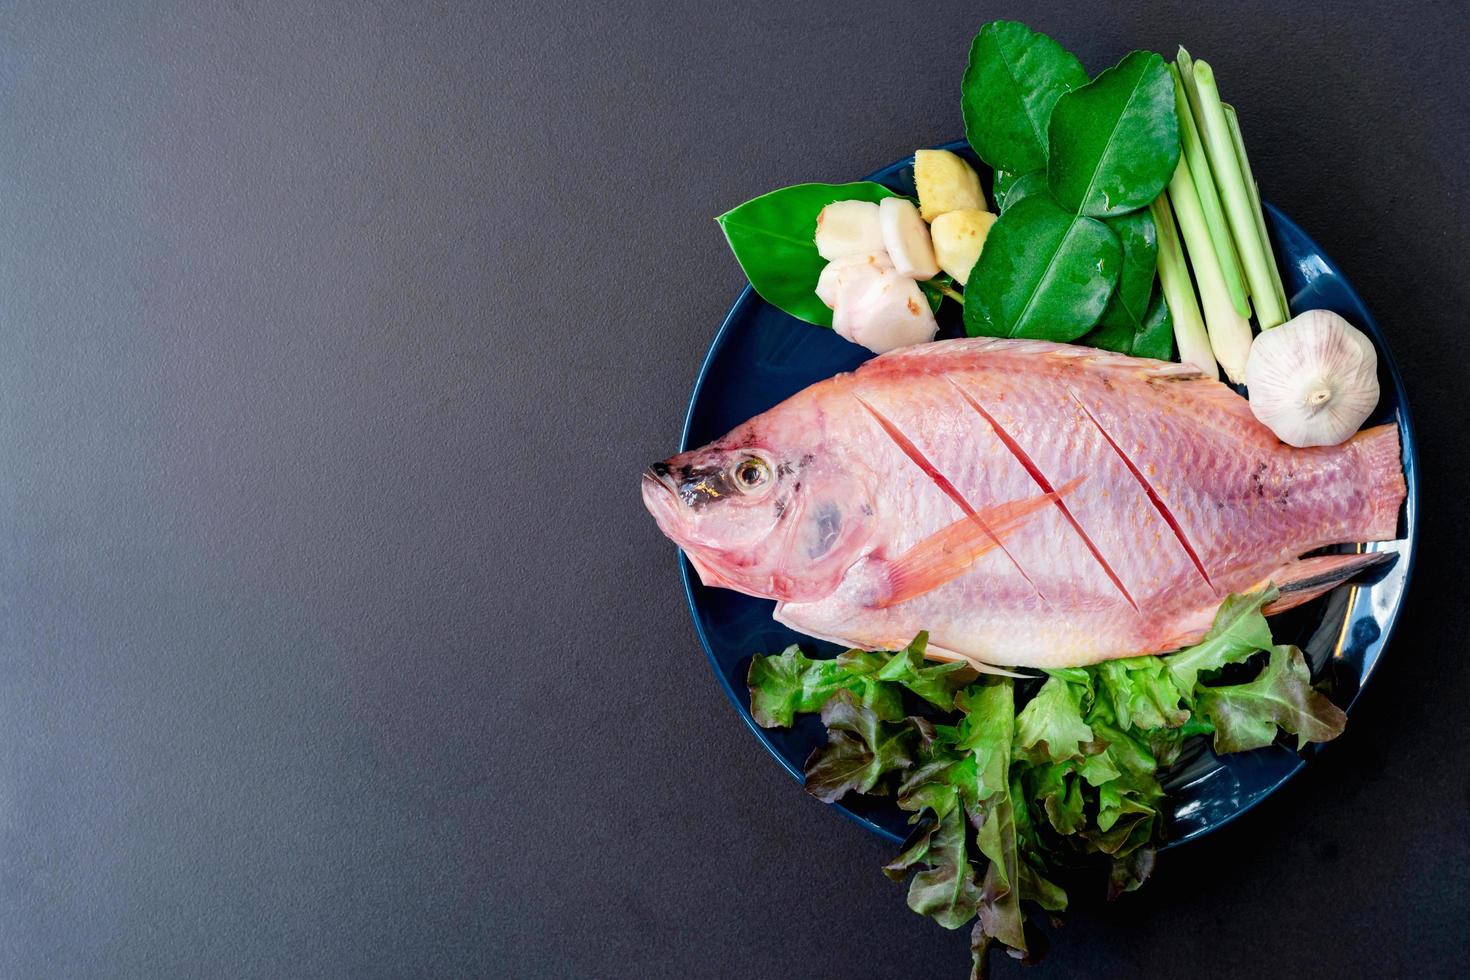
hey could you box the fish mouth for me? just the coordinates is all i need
[645,461,679,498]
[642,463,685,536]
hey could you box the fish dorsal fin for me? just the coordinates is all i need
[870,336,1205,379]
[864,337,1261,434]
[874,477,1082,608]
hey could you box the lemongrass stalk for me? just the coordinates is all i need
[1167,159,1252,381]
[1149,192,1217,379]
[1223,103,1290,319]
[1192,59,1288,328]
[1176,46,1200,105]
[1170,63,1249,318]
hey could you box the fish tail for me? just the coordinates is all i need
[1261,551,1396,616]
[1349,423,1405,541]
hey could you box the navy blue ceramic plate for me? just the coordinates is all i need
[679,142,1418,848]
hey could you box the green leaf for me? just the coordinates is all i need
[917,273,953,312]
[1015,676,1094,762]
[1028,762,1086,835]
[998,171,1049,213]
[905,805,984,930]
[883,813,942,881]
[1107,846,1157,899]
[1043,666,1091,685]
[1104,210,1159,323]
[833,634,976,711]
[991,169,1021,209]
[1077,721,1157,788]
[1079,209,1166,356]
[963,194,1121,341]
[1093,656,1189,732]
[746,645,856,728]
[716,181,899,328]
[1132,291,1176,361]
[961,21,1088,174]
[1197,645,1348,753]
[1141,714,1215,766]
[951,682,1029,956]
[802,690,919,802]
[1047,51,1181,217]
[993,170,1046,214]
[1082,289,1174,359]
[1163,587,1278,691]
[969,786,1026,953]
[1019,861,1068,912]
[871,634,980,710]
[955,681,1015,802]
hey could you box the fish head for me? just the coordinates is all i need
[641,433,875,602]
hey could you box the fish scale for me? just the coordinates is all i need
[643,338,1405,668]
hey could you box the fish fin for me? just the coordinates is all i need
[1349,423,1405,541]
[1259,550,1396,615]
[1153,551,1398,651]
[870,336,1203,378]
[923,641,1035,679]
[874,478,1081,608]
[866,338,1260,435]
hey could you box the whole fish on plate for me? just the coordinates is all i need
[641,338,1405,670]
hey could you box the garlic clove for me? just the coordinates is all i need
[930,208,997,284]
[814,252,892,309]
[814,200,885,260]
[832,267,938,353]
[913,149,986,222]
[1244,309,1380,447]
[878,198,940,279]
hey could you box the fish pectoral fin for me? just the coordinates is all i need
[1258,550,1396,615]
[872,478,1081,609]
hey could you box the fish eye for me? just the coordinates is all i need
[733,457,769,491]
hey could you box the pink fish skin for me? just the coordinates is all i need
[642,338,1405,669]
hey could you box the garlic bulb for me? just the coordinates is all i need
[1244,309,1379,447]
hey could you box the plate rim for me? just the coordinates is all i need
[677,144,1420,849]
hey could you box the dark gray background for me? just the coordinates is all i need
[1,1,1464,977]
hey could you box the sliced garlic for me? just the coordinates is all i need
[878,198,939,279]
[832,267,938,354]
[930,208,997,284]
[1244,309,1380,447]
[814,200,885,260]
[913,149,986,222]
[815,252,892,309]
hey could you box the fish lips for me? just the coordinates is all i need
[642,465,742,591]
[642,465,686,538]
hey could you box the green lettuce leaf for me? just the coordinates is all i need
[1196,645,1348,753]
[1026,761,1087,835]
[745,589,1350,980]
[840,632,980,711]
[1162,586,1277,691]
[957,682,1030,957]
[1015,675,1094,762]
[747,645,857,728]
[803,690,921,803]
[902,804,985,930]
[1107,846,1157,899]
[956,682,1016,802]
[1094,656,1190,731]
